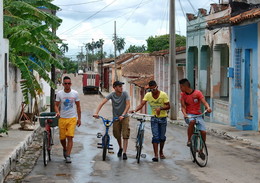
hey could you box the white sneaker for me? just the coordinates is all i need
[66,156,71,163]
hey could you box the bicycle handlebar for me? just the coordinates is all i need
[98,116,118,127]
[186,110,207,118]
[129,112,154,121]
[35,115,57,119]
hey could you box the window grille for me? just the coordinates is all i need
[234,48,242,88]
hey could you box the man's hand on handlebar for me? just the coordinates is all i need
[129,110,135,113]
[93,114,99,119]
[206,107,212,113]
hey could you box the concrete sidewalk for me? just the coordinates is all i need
[0,123,42,183]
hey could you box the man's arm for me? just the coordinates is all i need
[130,100,147,113]
[180,99,188,118]
[75,101,81,127]
[119,100,130,121]
[201,98,212,113]
[54,101,61,117]
[93,98,109,118]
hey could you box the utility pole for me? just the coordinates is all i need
[114,21,118,81]
[50,10,56,112]
[169,0,178,120]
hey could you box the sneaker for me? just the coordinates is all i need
[123,153,127,160]
[117,148,123,157]
[152,157,158,162]
[66,156,72,163]
[63,149,67,159]
[199,152,205,160]
[187,141,191,147]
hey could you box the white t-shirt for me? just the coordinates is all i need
[56,89,80,118]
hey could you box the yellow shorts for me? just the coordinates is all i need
[58,117,77,140]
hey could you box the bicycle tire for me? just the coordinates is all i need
[43,131,48,166]
[191,134,208,167]
[102,135,108,161]
[137,130,144,164]
[48,128,52,161]
[190,134,197,162]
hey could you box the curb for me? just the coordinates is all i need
[0,124,42,183]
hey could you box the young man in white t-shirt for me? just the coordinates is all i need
[55,76,81,163]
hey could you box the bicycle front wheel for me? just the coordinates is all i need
[136,130,144,164]
[48,128,52,161]
[43,131,48,166]
[102,135,108,161]
[191,134,208,167]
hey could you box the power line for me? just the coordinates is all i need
[56,0,103,6]
[59,0,117,35]
[187,0,197,15]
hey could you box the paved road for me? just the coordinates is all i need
[18,75,260,183]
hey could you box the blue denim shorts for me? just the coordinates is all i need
[185,114,206,131]
[151,117,167,143]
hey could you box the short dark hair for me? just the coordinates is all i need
[179,78,190,87]
[63,76,71,81]
[148,80,157,87]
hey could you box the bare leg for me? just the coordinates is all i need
[60,139,66,150]
[159,141,165,157]
[200,131,206,142]
[152,143,159,158]
[123,139,128,153]
[66,136,73,156]
[117,137,122,150]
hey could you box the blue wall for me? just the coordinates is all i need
[231,23,258,131]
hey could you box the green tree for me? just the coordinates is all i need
[63,58,78,74]
[60,43,69,54]
[146,34,186,52]
[125,44,146,53]
[113,36,126,55]
[4,0,63,104]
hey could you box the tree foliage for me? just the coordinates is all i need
[146,34,186,52]
[63,58,78,74]
[125,44,146,53]
[112,36,126,55]
[3,0,64,104]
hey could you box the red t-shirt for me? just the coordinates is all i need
[180,90,204,115]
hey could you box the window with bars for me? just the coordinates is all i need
[234,48,242,88]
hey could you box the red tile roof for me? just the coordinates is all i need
[150,46,186,56]
[129,76,154,88]
[207,7,260,27]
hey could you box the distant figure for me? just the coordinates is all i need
[130,80,170,162]
[93,81,130,160]
[55,76,81,163]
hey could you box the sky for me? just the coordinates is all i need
[52,0,221,59]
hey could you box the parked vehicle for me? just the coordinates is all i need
[82,72,100,94]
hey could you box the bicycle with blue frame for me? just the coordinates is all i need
[96,116,118,161]
[186,111,208,167]
[131,113,153,163]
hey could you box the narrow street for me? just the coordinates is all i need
[19,75,260,183]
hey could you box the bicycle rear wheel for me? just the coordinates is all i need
[191,134,208,167]
[43,131,48,166]
[102,135,108,161]
[136,130,144,164]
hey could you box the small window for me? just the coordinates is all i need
[234,48,242,88]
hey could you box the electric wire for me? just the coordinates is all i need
[58,0,117,36]
[56,0,103,6]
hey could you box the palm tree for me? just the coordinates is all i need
[60,43,69,54]
[4,0,63,104]
[112,36,126,55]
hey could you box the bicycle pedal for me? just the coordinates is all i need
[108,147,113,150]
[108,151,114,154]
[97,146,103,149]
[109,144,113,146]
[97,143,102,145]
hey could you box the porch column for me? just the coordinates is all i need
[211,45,221,98]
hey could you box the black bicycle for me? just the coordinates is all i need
[96,116,118,161]
[131,113,153,163]
[187,111,208,167]
[36,112,58,166]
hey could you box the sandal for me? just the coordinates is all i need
[152,157,159,162]
[160,154,166,159]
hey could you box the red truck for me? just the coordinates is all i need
[82,72,100,94]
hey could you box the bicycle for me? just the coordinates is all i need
[186,111,208,167]
[36,112,58,166]
[96,116,118,161]
[130,113,153,164]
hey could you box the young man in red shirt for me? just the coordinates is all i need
[179,79,212,147]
